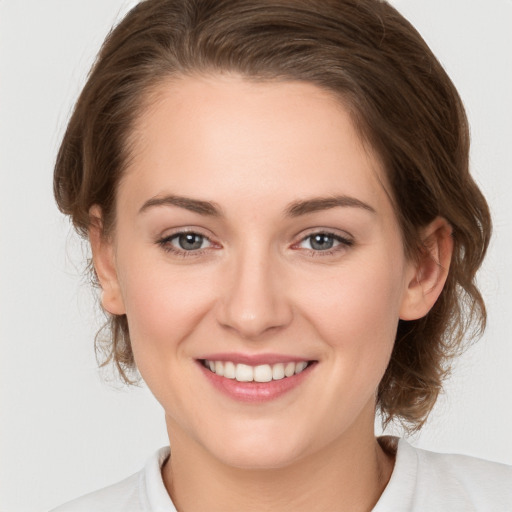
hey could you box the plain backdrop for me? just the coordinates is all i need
[1,1,511,511]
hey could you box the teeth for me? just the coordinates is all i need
[272,363,285,380]
[204,360,310,382]
[254,364,272,382]
[284,362,296,377]
[224,361,236,379]
[295,361,308,374]
[236,363,254,382]
[215,361,224,377]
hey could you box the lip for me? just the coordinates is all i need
[197,356,317,403]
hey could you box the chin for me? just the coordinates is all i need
[213,444,304,471]
[198,421,312,470]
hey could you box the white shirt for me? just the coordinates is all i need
[50,438,512,511]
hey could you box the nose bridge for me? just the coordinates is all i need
[216,241,292,339]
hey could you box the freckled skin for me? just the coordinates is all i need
[92,74,448,511]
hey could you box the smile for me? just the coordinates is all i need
[202,359,311,382]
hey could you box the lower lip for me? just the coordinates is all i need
[198,362,316,403]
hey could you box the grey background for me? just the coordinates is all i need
[1,1,511,510]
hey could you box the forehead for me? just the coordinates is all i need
[121,74,392,219]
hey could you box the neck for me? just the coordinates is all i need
[162,413,394,512]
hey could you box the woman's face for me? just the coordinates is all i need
[100,75,420,469]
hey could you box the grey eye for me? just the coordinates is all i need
[175,233,206,250]
[296,232,353,253]
[308,233,335,251]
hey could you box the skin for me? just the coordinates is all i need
[90,74,452,512]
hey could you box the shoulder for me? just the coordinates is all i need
[413,441,512,488]
[375,437,512,511]
[49,472,142,512]
[49,447,174,512]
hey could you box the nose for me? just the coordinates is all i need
[215,247,293,340]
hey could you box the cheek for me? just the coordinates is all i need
[295,255,406,365]
[116,255,217,360]
[118,259,220,417]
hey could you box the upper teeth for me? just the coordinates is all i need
[204,360,309,382]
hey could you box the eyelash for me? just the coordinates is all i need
[156,230,354,258]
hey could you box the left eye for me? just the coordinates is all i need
[298,233,350,251]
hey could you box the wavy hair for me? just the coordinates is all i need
[54,0,491,431]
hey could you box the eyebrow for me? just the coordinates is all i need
[139,195,222,216]
[284,195,376,217]
[138,194,376,217]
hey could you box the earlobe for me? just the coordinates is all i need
[399,217,453,321]
[88,206,126,316]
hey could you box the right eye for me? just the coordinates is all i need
[157,231,214,256]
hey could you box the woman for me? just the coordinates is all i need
[50,0,511,510]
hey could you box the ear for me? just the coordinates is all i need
[88,205,126,315]
[399,217,453,321]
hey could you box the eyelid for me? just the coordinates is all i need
[293,227,354,244]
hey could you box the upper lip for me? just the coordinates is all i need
[198,352,315,366]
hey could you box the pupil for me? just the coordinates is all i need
[311,234,333,250]
[179,233,203,250]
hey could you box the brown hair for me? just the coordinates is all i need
[54,0,491,431]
